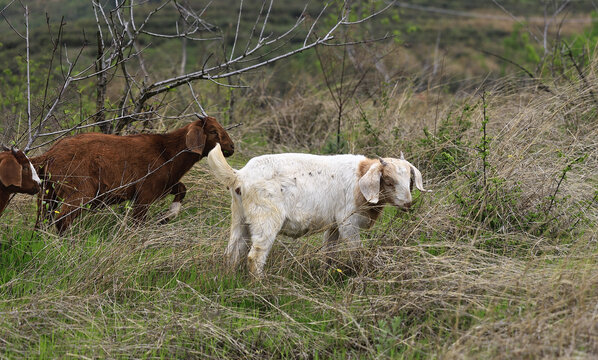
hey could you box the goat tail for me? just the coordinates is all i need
[207,143,238,188]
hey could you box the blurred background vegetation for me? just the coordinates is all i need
[1,0,597,148]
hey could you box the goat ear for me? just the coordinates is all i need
[409,163,429,192]
[358,162,382,204]
[0,156,22,187]
[186,127,207,154]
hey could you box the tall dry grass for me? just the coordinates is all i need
[1,66,598,358]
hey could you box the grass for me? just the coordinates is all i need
[2,78,598,358]
[2,15,598,357]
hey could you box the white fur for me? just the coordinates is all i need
[207,144,428,277]
[29,162,41,185]
[166,201,182,218]
[157,201,182,223]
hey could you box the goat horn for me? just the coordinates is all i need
[377,156,388,166]
[400,152,405,160]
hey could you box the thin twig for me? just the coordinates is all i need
[229,0,244,62]
[480,49,554,94]
[25,5,32,147]
[187,82,207,117]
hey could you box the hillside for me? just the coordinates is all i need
[1,1,594,90]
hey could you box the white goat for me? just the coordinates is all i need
[207,144,428,277]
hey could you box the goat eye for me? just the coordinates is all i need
[209,131,218,135]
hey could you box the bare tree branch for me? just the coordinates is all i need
[187,82,207,117]
[2,0,392,150]
[24,5,32,147]
[230,0,244,62]
[0,0,16,16]
[542,0,571,55]
[480,49,554,94]
[24,44,85,152]
[342,0,396,25]
[0,0,24,39]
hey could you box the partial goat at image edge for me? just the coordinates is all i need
[0,147,41,217]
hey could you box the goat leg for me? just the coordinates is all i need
[245,214,283,278]
[34,184,59,230]
[322,226,341,270]
[0,191,10,216]
[225,201,250,269]
[158,182,187,225]
[55,198,88,234]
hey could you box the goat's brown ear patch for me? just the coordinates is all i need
[358,160,382,204]
[0,156,22,187]
[186,127,207,154]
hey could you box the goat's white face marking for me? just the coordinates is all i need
[29,161,41,185]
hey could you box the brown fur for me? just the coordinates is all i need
[31,116,234,233]
[0,149,41,216]
[355,159,385,227]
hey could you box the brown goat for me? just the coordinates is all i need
[31,116,234,233]
[0,148,41,216]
